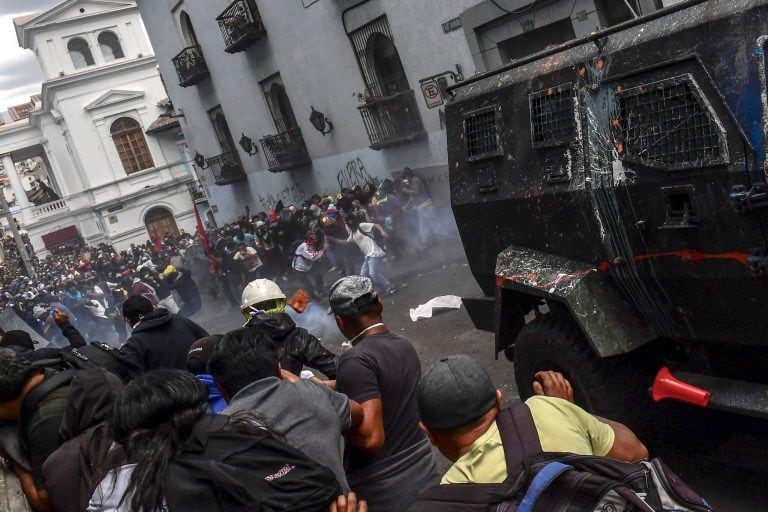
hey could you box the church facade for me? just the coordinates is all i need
[0,0,200,255]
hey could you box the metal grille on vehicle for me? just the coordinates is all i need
[530,84,575,148]
[464,107,503,161]
[617,75,726,169]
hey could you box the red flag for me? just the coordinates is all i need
[193,203,210,255]
[153,231,162,253]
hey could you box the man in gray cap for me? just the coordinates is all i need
[416,355,648,485]
[329,275,439,511]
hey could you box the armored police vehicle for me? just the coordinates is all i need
[449,0,768,429]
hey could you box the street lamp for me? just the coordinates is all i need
[193,151,209,169]
[309,106,333,136]
[239,133,258,156]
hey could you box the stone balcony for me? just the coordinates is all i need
[31,198,68,219]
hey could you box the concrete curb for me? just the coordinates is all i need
[0,461,31,511]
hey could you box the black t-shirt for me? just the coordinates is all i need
[336,332,425,473]
[213,249,237,272]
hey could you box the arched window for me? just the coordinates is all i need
[180,11,199,46]
[268,83,298,133]
[68,37,95,69]
[98,31,124,61]
[110,117,154,174]
[365,32,408,97]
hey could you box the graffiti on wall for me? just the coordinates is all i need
[255,181,307,211]
[337,157,379,190]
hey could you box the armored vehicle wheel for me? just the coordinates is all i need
[512,311,652,430]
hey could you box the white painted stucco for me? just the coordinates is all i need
[1,0,197,254]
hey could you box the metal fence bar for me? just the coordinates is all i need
[618,75,726,170]
[259,128,310,171]
[529,83,576,148]
[357,89,424,149]
[260,73,291,134]
[172,46,209,87]
[216,0,265,53]
[205,150,246,185]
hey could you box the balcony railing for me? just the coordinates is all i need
[189,184,208,202]
[206,151,247,185]
[358,89,426,150]
[259,128,311,172]
[216,0,266,53]
[31,198,68,218]
[172,46,210,87]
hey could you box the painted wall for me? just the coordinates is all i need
[136,0,481,222]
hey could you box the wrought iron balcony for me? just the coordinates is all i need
[206,151,247,185]
[216,0,266,53]
[259,128,311,172]
[172,46,209,87]
[358,89,426,150]
[186,182,208,202]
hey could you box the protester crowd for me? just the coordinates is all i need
[0,169,695,512]
[0,169,441,347]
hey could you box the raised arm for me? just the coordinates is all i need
[53,310,86,349]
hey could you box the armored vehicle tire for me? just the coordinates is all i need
[512,311,652,431]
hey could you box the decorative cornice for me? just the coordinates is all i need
[30,56,157,124]
[85,89,145,111]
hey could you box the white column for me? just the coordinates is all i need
[2,154,31,220]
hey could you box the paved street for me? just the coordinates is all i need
[191,235,768,511]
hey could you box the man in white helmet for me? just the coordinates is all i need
[241,279,338,379]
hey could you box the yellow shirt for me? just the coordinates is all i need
[441,396,616,484]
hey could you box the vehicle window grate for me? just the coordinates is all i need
[618,75,725,169]
[530,84,576,148]
[464,107,503,161]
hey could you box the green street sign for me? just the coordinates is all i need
[442,17,462,33]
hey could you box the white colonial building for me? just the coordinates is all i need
[0,0,200,255]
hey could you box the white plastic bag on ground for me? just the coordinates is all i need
[409,295,463,322]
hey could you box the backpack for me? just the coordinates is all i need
[357,224,387,253]
[408,404,713,512]
[16,365,124,509]
[165,414,342,512]
[37,341,142,384]
[19,369,79,456]
[39,367,126,512]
